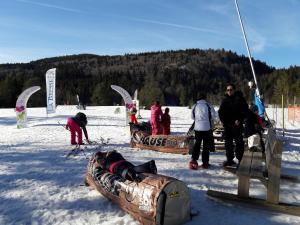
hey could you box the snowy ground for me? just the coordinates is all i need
[0,106,299,225]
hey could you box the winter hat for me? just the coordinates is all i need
[76,112,87,125]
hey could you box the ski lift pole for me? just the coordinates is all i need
[234,0,260,97]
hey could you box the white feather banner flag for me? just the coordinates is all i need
[45,68,56,114]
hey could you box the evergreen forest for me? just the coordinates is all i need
[0,48,299,108]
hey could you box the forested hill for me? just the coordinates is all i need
[0,48,299,108]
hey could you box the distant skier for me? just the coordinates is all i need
[129,107,138,124]
[150,101,163,135]
[66,112,90,145]
[93,150,157,182]
[161,107,171,135]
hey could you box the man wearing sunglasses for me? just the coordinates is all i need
[218,84,248,167]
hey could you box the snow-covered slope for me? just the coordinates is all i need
[0,106,299,225]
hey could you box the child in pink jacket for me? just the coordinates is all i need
[66,112,89,145]
[150,101,163,135]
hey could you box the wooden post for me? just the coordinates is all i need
[282,94,284,137]
[293,96,296,126]
[272,104,275,122]
[275,104,277,127]
[238,176,250,197]
[266,139,282,204]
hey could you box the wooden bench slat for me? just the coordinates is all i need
[250,152,264,178]
[236,150,253,176]
[235,127,283,204]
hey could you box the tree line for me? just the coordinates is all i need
[0,48,299,108]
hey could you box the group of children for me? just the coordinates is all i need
[64,108,162,183]
[129,101,171,135]
[66,102,171,146]
[150,101,171,135]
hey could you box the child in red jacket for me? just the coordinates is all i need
[130,107,138,124]
[161,107,171,135]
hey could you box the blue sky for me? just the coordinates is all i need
[0,0,299,68]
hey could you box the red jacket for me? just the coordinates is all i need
[130,113,138,124]
[150,104,163,135]
[161,113,171,135]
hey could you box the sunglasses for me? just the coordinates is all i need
[226,89,233,91]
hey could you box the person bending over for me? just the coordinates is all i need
[66,112,90,145]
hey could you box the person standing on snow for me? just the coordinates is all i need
[218,84,248,167]
[130,107,138,124]
[66,112,90,145]
[150,101,163,135]
[161,107,171,135]
[189,93,218,170]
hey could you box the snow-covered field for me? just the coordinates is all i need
[0,106,299,225]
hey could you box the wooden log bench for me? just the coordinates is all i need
[237,127,282,204]
[207,128,300,216]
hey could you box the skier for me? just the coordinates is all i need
[150,101,163,135]
[161,107,171,135]
[66,112,90,145]
[93,150,157,182]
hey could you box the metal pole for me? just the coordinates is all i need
[234,0,260,97]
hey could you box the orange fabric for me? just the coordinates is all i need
[288,106,300,122]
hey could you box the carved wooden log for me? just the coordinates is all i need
[130,130,194,155]
[85,157,191,225]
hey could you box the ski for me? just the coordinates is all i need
[65,145,81,158]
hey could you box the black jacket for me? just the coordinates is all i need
[244,110,263,137]
[218,91,248,126]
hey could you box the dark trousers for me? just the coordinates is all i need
[191,130,214,164]
[224,125,244,162]
[114,160,157,180]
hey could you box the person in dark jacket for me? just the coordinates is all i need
[218,84,248,166]
[94,150,157,182]
[244,104,265,152]
[244,104,264,137]
[66,112,90,145]
[161,107,171,135]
